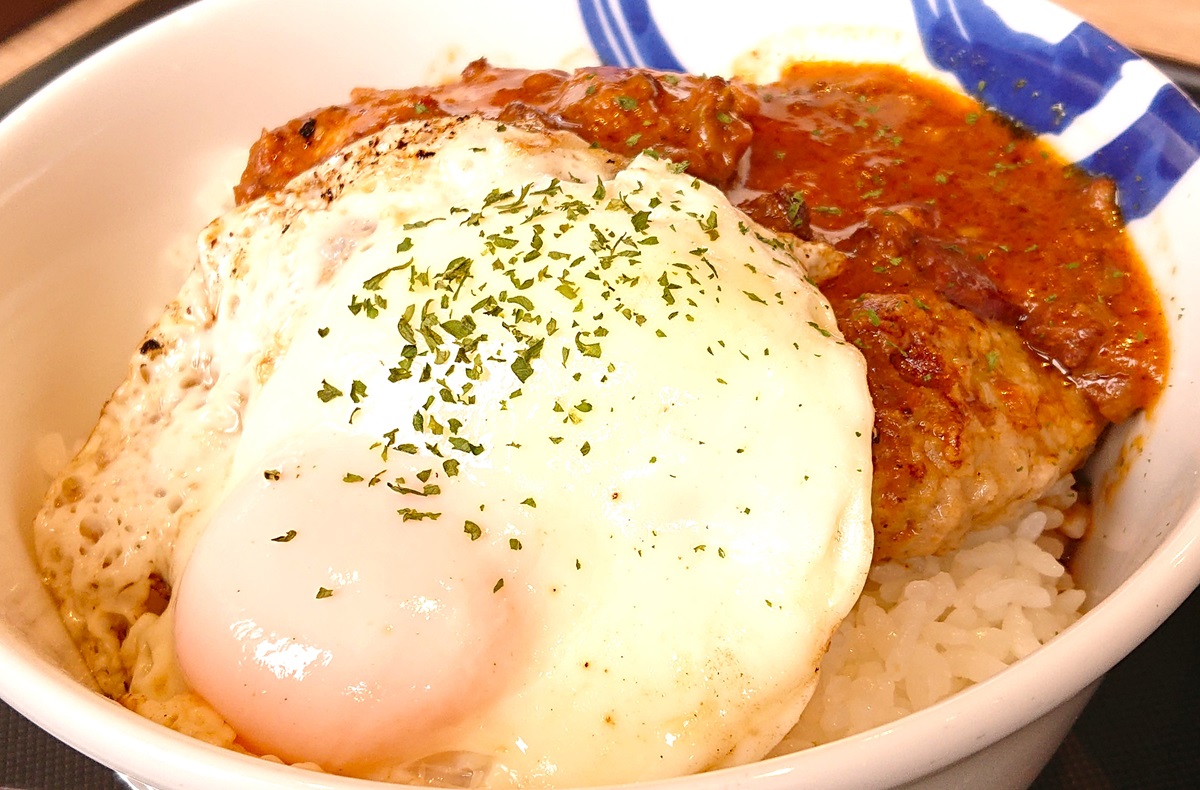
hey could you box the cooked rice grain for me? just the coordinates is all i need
[774,476,1086,751]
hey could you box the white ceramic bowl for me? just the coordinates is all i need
[2,1,1198,788]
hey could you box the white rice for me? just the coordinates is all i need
[774,475,1087,751]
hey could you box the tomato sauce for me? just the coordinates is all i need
[236,59,1168,423]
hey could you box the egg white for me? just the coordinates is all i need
[151,116,872,788]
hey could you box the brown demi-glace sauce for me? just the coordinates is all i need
[236,60,1168,557]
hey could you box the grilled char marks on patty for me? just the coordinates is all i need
[838,290,1102,560]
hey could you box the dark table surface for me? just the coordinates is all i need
[1,2,1198,788]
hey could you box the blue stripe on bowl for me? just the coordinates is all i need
[577,0,1200,220]
[578,0,683,71]
[912,0,1136,132]
[1079,84,1200,220]
[578,0,627,67]
[912,0,1200,220]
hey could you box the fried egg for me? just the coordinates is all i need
[44,116,873,788]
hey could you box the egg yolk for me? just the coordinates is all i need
[164,127,874,786]
[172,437,529,773]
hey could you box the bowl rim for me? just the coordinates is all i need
[1,1,1199,788]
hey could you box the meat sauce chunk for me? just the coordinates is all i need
[737,188,814,240]
[236,59,755,202]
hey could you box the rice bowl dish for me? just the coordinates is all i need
[1,1,1199,789]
